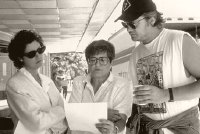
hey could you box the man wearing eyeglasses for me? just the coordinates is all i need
[69,40,133,134]
[115,0,200,134]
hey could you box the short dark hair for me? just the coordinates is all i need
[8,30,44,69]
[85,40,115,63]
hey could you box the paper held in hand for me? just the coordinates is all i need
[64,102,107,134]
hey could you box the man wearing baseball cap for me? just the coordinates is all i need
[116,0,200,133]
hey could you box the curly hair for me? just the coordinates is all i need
[85,40,115,63]
[8,30,44,69]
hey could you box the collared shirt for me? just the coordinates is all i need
[20,68,50,100]
[69,73,133,134]
[6,68,68,134]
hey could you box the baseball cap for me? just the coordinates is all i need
[115,0,157,22]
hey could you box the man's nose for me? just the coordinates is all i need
[95,59,101,66]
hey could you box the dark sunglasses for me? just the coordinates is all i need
[121,17,146,29]
[24,46,46,58]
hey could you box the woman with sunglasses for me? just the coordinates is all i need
[6,30,68,134]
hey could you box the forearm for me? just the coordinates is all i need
[37,106,66,130]
[7,89,66,131]
[170,80,200,101]
[16,104,66,131]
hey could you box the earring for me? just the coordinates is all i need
[19,59,23,62]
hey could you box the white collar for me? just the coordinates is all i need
[19,68,50,93]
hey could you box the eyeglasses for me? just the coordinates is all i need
[24,46,46,58]
[88,57,109,65]
[121,17,146,29]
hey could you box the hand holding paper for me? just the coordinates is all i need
[95,119,116,134]
[64,102,107,134]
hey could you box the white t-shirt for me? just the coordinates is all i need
[129,28,198,120]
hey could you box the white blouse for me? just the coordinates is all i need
[6,68,68,134]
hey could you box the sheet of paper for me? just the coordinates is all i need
[64,102,107,134]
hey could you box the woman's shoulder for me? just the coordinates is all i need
[6,71,29,93]
[7,71,24,85]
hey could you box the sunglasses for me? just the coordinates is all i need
[121,17,147,29]
[24,46,46,58]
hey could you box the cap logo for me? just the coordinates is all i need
[123,0,131,11]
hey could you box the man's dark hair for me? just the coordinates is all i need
[85,40,115,63]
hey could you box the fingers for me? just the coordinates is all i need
[136,98,151,105]
[108,113,121,122]
[111,114,121,122]
[133,85,166,104]
[133,85,151,104]
[108,109,121,122]
[134,91,151,98]
[133,86,151,99]
[99,119,113,125]
[108,109,119,115]
[97,127,109,134]
[96,119,115,134]
[134,85,150,91]
[134,87,151,100]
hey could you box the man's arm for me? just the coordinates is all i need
[108,109,127,132]
[133,34,200,105]
[114,113,127,132]
[173,34,200,100]
[108,80,133,132]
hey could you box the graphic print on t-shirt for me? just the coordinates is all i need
[136,51,166,113]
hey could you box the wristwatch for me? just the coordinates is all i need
[168,88,174,102]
